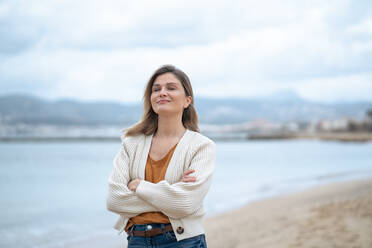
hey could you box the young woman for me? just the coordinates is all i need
[106,64,216,248]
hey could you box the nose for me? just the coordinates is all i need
[159,87,167,96]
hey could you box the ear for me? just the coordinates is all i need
[184,96,192,108]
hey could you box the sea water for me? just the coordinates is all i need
[0,140,371,247]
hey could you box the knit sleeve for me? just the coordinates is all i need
[106,141,157,216]
[135,141,216,219]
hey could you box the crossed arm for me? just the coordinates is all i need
[106,141,215,219]
[127,169,196,191]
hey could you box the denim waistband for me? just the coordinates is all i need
[129,223,172,232]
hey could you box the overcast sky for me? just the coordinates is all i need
[1,0,371,103]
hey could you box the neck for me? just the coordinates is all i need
[155,113,186,138]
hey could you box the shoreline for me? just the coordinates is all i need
[59,177,372,248]
[247,131,372,142]
[204,177,372,248]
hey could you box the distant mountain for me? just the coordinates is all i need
[266,89,305,102]
[0,93,371,126]
[195,96,371,124]
[0,94,140,126]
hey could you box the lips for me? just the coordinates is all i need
[157,100,170,104]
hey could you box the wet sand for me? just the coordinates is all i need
[204,178,372,248]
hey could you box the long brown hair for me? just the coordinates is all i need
[124,64,199,137]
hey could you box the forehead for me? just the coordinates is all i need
[153,73,181,86]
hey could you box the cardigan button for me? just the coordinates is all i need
[176,226,184,234]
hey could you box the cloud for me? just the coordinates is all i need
[0,0,371,103]
[295,73,372,103]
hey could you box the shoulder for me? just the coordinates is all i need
[187,130,216,150]
[120,131,146,149]
[185,130,216,164]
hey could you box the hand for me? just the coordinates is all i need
[180,169,196,183]
[128,179,141,192]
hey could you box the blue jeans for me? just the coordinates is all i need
[127,223,207,248]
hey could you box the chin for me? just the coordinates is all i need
[155,108,180,116]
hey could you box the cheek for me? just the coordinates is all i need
[174,95,188,107]
[173,90,185,99]
[150,96,157,109]
[150,94,156,103]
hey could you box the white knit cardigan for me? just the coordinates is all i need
[106,129,216,241]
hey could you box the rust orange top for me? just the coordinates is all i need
[125,143,178,232]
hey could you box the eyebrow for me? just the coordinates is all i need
[152,82,178,87]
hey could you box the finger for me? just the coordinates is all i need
[181,176,196,182]
[182,176,196,180]
[187,177,196,182]
[181,178,195,182]
[183,169,195,176]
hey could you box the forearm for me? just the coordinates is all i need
[135,177,212,219]
[107,181,158,215]
[106,195,158,215]
[107,145,158,215]
[135,142,216,219]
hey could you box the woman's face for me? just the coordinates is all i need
[150,72,191,116]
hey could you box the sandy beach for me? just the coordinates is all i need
[204,178,372,248]
[60,178,372,248]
